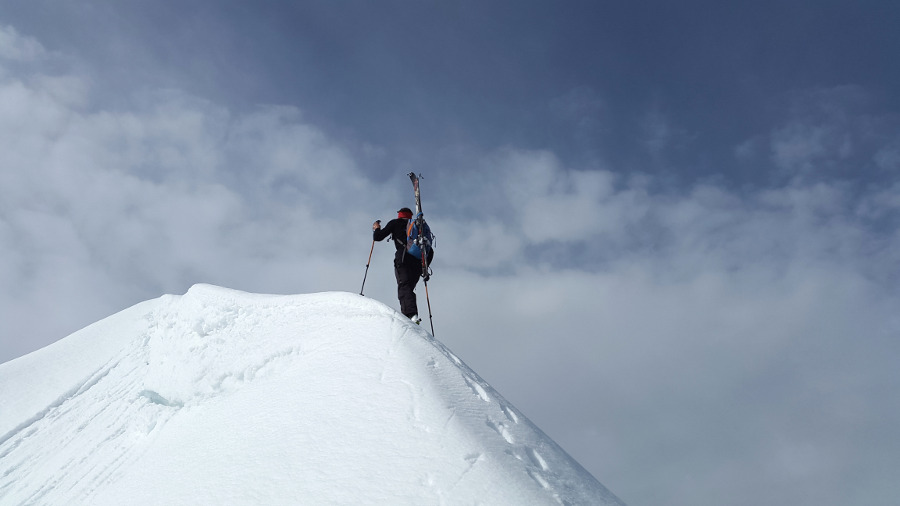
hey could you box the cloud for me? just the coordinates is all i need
[423,145,900,504]
[0,52,400,360]
[435,184,900,506]
[766,86,900,183]
[0,25,47,62]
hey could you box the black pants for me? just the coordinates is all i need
[395,258,421,318]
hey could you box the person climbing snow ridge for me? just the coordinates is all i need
[373,207,432,324]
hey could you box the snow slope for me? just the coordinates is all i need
[0,284,624,505]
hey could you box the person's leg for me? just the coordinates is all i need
[395,261,419,318]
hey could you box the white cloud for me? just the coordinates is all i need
[771,121,852,174]
[0,56,398,359]
[420,143,900,504]
[771,122,831,172]
[0,25,47,62]
[766,85,900,181]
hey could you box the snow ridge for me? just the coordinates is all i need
[0,284,624,505]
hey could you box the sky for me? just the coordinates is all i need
[1,1,899,504]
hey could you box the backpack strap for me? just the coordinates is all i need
[395,218,409,261]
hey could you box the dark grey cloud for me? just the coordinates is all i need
[7,0,897,183]
[2,3,900,505]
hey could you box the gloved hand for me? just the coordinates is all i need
[372,220,381,231]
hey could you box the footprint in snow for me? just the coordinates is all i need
[528,469,551,490]
[463,375,491,403]
[139,390,184,408]
[500,403,519,424]
[526,446,549,471]
[486,418,515,444]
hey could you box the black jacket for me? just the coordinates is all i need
[374,218,414,264]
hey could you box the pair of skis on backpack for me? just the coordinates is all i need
[406,172,435,281]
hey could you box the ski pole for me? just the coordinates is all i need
[360,221,380,296]
[423,277,435,336]
[359,240,375,296]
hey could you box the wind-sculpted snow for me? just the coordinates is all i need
[0,284,624,505]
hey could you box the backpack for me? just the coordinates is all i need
[405,213,435,261]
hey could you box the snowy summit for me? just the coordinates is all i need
[0,284,623,505]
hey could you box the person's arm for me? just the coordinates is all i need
[373,219,393,241]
